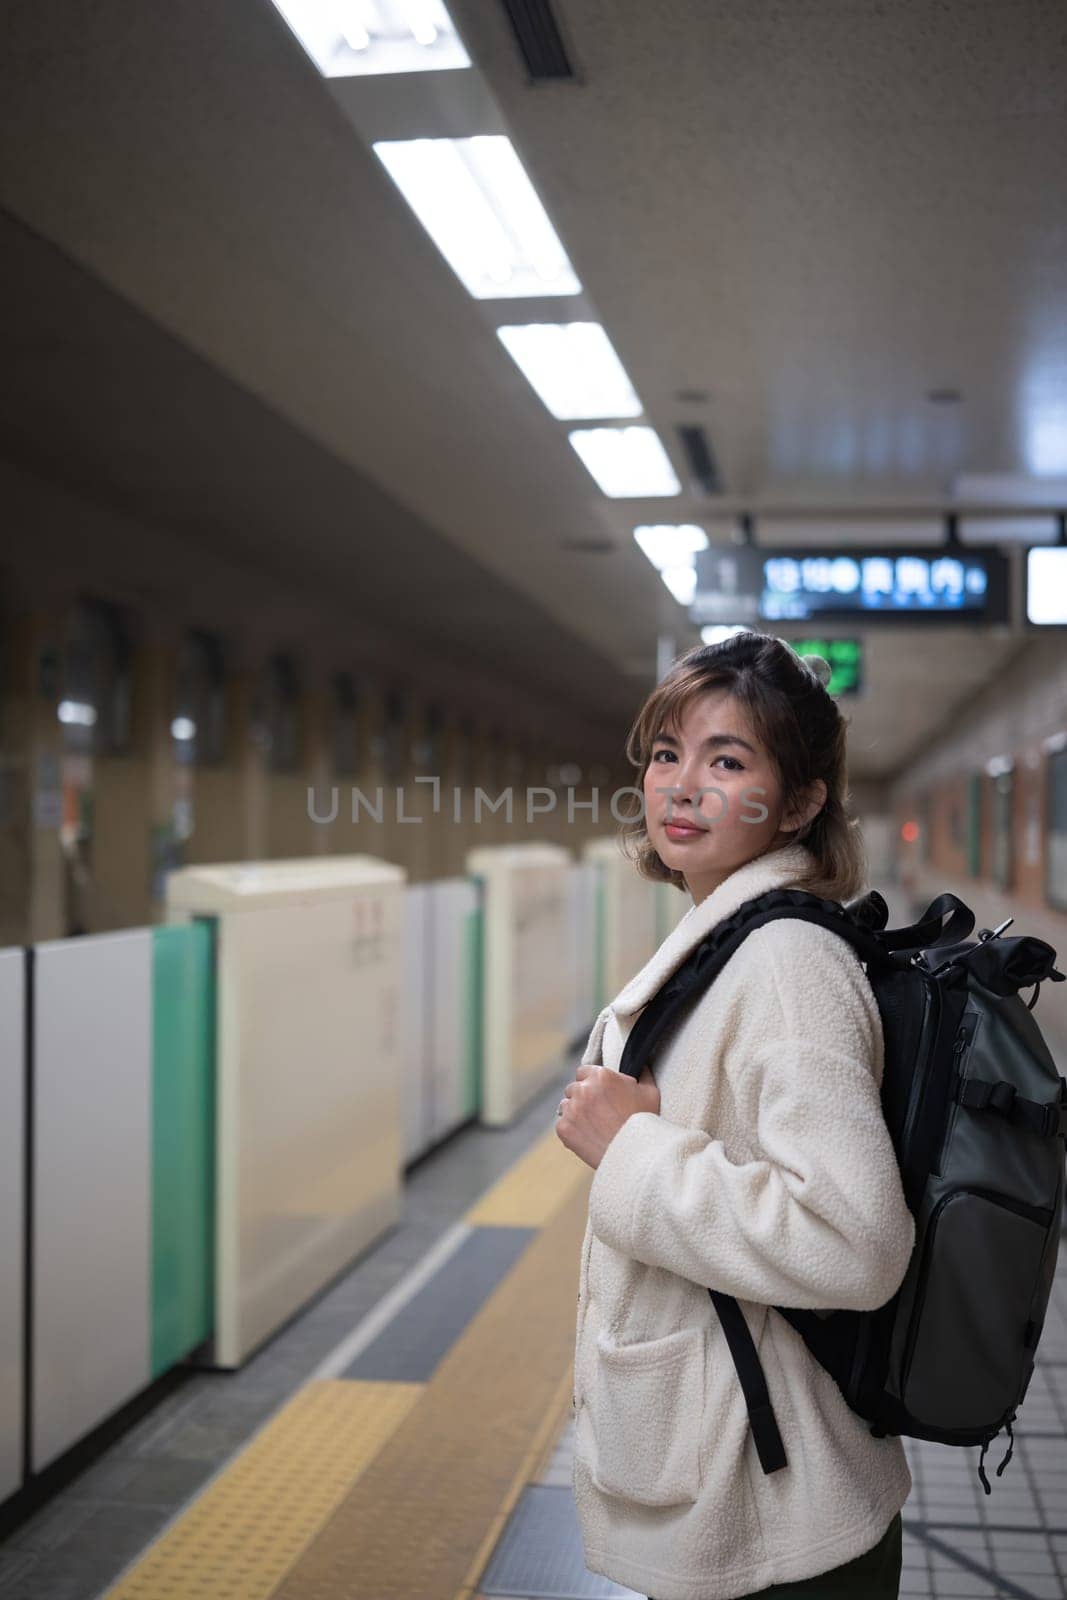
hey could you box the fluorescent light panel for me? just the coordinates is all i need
[632,524,707,607]
[660,565,697,604]
[701,625,749,644]
[569,428,681,497]
[270,0,470,76]
[496,324,641,419]
[1027,547,1067,625]
[373,137,580,299]
[633,524,708,569]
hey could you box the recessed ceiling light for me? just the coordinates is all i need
[701,625,749,645]
[568,427,681,497]
[373,137,581,299]
[659,565,697,605]
[633,524,708,569]
[1027,547,1067,625]
[497,324,641,419]
[270,0,470,76]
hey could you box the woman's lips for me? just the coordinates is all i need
[662,819,708,840]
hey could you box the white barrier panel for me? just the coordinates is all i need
[401,879,480,1165]
[584,836,660,1005]
[428,877,479,1144]
[167,857,406,1368]
[0,949,24,1501]
[467,845,571,1127]
[33,931,152,1473]
[400,884,433,1163]
[565,861,599,1044]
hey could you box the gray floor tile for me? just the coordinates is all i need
[480,1485,641,1598]
[342,1224,535,1381]
[4,1498,97,1556]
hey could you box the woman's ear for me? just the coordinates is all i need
[783,778,827,835]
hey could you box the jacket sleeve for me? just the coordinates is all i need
[586,920,915,1311]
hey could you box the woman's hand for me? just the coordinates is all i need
[555,1063,660,1170]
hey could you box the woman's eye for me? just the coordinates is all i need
[651,749,675,763]
[717,756,744,772]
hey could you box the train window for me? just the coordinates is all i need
[989,763,1015,893]
[174,630,227,767]
[487,725,506,790]
[61,599,132,757]
[331,672,360,776]
[1047,746,1067,913]
[418,702,446,771]
[256,654,304,773]
[456,716,476,788]
[380,686,407,784]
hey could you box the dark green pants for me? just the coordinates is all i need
[648,1510,902,1600]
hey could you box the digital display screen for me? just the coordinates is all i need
[691,546,1010,625]
[1025,546,1067,625]
[792,638,862,696]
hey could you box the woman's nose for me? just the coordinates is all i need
[662,760,700,804]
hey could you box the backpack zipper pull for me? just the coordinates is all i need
[995,1416,1016,1480]
[977,1439,992,1495]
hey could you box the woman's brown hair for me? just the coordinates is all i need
[620,631,868,904]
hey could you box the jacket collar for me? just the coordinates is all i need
[611,841,818,1017]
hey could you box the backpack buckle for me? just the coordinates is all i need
[988,1081,1016,1114]
[1040,1099,1067,1138]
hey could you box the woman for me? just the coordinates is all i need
[555,632,913,1600]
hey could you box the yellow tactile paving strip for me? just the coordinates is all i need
[98,1123,592,1600]
[465,1123,588,1227]
[454,1366,575,1600]
[101,1380,422,1600]
[269,1175,591,1600]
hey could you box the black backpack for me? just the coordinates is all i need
[618,887,1067,1495]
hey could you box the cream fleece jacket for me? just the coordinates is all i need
[571,842,915,1600]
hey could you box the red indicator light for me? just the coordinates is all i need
[901,821,919,844]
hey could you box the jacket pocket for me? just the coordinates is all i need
[590,1325,706,1507]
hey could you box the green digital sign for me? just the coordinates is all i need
[792,638,862,697]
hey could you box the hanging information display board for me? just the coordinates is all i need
[691,546,1010,625]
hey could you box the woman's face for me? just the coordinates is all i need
[641,688,823,904]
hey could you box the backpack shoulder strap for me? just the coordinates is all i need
[618,889,888,1083]
[708,1290,789,1473]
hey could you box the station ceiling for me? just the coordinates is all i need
[1,0,1063,776]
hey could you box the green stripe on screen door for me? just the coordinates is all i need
[463,891,484,1120]
[150,919,216,1377]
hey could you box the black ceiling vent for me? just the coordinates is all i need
[499,0,576,80]
[676,424,723,496]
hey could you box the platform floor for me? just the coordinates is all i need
[1,1057,1066,1600]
